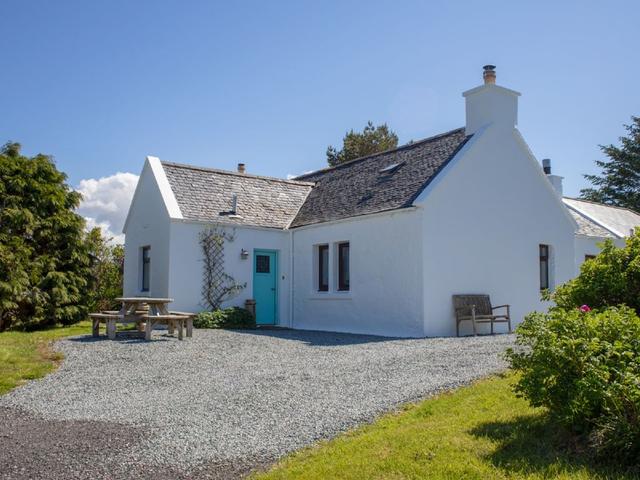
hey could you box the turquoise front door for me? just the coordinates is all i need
[253,250,277,325]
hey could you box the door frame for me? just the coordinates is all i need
[253,249,278,325]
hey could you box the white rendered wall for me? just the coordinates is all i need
[291,209,424,338]
[417,126,576,336]
[574,236,625,274]
[123,162,172,298]
[168,221,291,322]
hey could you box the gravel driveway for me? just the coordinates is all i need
[0,329,513,479]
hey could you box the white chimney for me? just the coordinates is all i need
[463,65,521,135]
[542,158,564,196]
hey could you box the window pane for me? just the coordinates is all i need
[539,245,548,259]
[539,260,548,290]
[256,255,270,273]
[142,247,150,291]
[539,244,549,290]
[338,243,350,291]
[318,245,328,291]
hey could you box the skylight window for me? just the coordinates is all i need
[379,162,404,174]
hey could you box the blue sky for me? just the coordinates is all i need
[2,1,639,236]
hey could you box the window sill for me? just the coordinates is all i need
[308,292,352,301]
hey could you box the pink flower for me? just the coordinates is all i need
[579,305,591,312]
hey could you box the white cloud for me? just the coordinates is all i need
[287,170,314,180]
[76,172,139,244]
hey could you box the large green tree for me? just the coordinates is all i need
[326,121,398,167]
[0,142,92,330]
[581,116,640,211]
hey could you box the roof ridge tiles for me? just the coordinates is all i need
[161,161,315,187]
[294,127,466,180]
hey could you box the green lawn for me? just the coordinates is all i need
[253,374,635,480]
[0,321,91,395]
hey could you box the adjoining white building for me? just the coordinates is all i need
[122,66,640,337]
[539,157,640,274]
[564,196,640,273]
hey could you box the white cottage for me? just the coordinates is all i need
[123,66,640,337]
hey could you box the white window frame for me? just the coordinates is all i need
[314,244,330,293]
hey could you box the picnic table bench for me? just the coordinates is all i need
[89,297,194,341]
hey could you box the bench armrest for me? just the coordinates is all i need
[491,304,510,313]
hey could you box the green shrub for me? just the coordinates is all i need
[193,307,255,329]
[547,230,640,313]
[506,306,640,463]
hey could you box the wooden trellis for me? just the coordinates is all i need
[199,226,246,310]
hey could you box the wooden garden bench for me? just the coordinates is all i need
[89,313,130,339]
[452,294,511,336]
[143,314,193,341]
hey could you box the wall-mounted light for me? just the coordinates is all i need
[240,248,249,259]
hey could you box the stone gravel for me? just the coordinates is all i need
[0,328,514,478]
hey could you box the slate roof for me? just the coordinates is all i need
[289,128,471,227]
[563,197,640,238]
[162,162,313,229]
[566,208,614,238]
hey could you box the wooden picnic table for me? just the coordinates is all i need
[116,297,173,316]
[90,297,194,341]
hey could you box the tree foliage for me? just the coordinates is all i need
[326,121,398,167]
[581,116,640,211]
[0,142,92,330]
[84,228,124,313]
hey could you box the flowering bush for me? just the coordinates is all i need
[506,306,640,463]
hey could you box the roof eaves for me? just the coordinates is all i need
[170,216,288,231]
[290,204,418,229]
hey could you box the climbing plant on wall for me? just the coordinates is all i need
[199,226,246,311]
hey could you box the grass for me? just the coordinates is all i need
[0,321,91,395]
[253,374,636,480]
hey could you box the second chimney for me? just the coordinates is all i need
[542,158,564,197]
[237,163,246,174]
